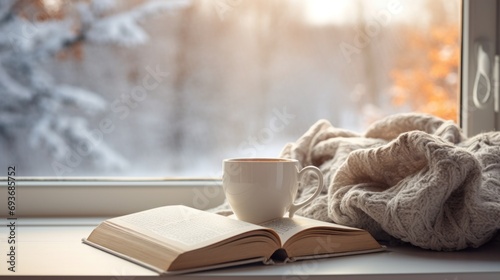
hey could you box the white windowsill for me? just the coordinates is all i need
[0,218,499,279]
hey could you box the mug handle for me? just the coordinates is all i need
[288,166,324,218]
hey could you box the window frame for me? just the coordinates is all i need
[0,178,225,217]
[461,0,499,136]
[2,0,499,217]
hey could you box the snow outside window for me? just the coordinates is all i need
[0,0,460,178]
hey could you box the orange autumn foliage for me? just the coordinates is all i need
[391,25,460,122]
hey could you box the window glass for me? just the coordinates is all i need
[0,0,460,177]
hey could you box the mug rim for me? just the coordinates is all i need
[224,158,298,163]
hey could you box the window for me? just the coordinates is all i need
[1,0,462,178]
[1,0,498,216]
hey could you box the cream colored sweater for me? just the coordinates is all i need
[215,113,500,251]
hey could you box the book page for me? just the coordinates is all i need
[111,205,264,249]
[260,215,361,244]
[260,218,308,244]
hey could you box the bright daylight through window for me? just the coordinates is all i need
[0,0,460,177]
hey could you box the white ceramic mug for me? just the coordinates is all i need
[222,158,324,224]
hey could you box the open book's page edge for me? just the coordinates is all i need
[287,245,387,263]
[82,238,268,275]
[82,238,164,274]
[161,257,270,275]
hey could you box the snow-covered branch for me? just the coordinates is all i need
[0,0,189,175]
[85,0,190,46]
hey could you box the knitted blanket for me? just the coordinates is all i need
[214,113,500,251]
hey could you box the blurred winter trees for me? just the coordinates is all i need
[0,0,187,175]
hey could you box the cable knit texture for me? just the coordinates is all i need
[213,113,500,251]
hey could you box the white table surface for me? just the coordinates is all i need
[0,218,499,279]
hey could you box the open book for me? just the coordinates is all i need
[83,205,385,274]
